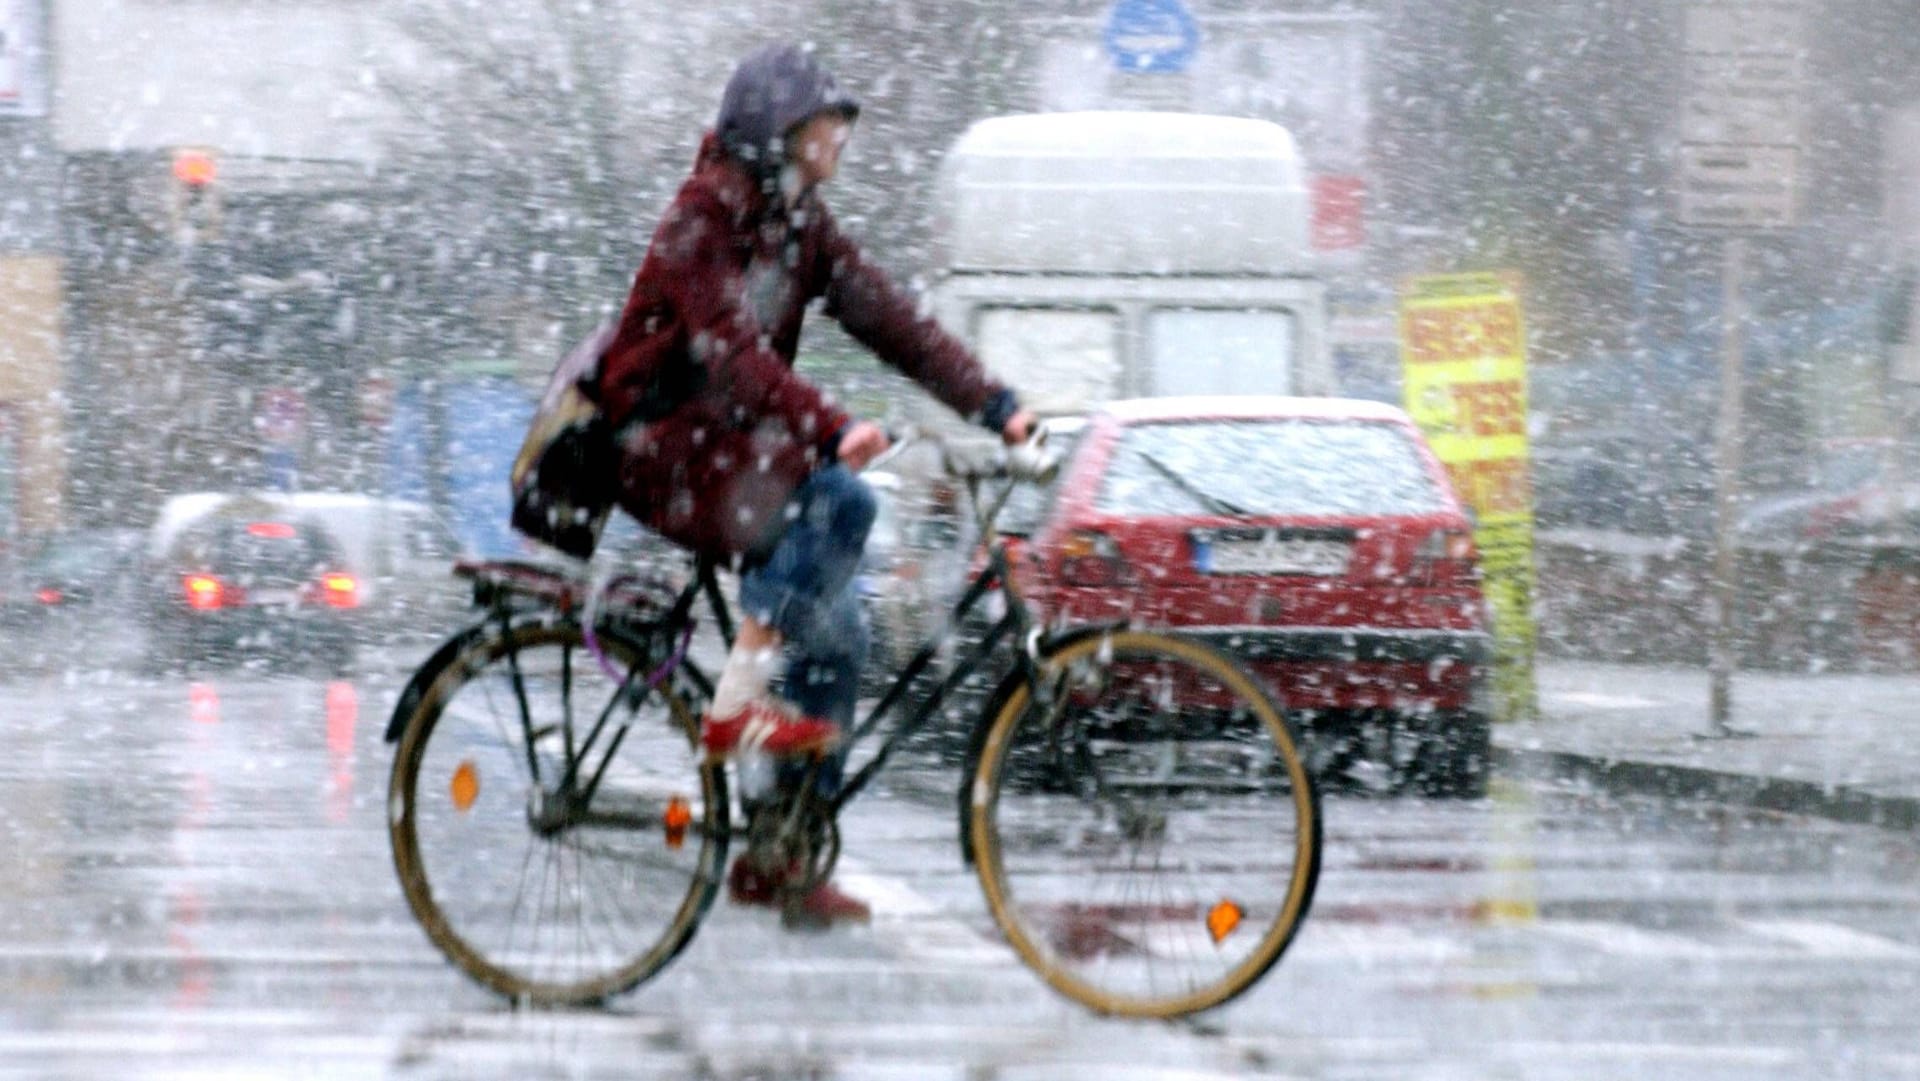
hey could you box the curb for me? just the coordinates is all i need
[1495,746,1920,832]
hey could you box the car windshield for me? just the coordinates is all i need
[1097,419,1449,518]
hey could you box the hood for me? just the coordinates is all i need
[715,43,861,178]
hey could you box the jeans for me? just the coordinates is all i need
[737,464,875,796]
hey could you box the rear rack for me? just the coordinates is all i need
[452,559,678,619]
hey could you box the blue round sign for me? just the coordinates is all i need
[1104,0,1201,74]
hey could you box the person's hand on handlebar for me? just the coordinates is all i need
[836,421,892,471]
[1001,409,1039,446]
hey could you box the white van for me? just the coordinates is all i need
[929,111,1333,417]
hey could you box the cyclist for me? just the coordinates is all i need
[596,43,1033,925]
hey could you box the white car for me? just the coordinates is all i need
[144,491,473,664]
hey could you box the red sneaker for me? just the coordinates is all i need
[782,879,873,929]
[726,856,871,928]
[700,699,839,761]
[725,853,795,906]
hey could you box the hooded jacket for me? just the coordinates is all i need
[597,45,1016,559]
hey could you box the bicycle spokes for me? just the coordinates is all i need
[391,623,727,1005]
[972,631,1321,1018]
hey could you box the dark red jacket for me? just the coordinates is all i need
[598,134,1012,559]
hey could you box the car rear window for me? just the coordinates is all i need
[1145,309,1295,397]
[975,307,1122,416]
[183,522,342,579]
[1096,419,1449,518]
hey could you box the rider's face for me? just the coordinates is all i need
[789,113,851,188]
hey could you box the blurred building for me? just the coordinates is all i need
[0,0,63,561]
[48,0,411,526]
[26,0,1920,551]
[38,0,757,551]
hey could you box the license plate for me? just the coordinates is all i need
[1201,537,1351,576]
[249,589,300,607]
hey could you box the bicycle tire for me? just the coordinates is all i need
[969,629,1321,1018]
[389,619,726,1005]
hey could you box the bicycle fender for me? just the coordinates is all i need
[383,620,492,743]
[954,620,1130,865]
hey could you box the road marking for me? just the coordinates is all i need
[1530,919,1720,959]
[1546,691,1661,709]
[1295,921,1470,964]
[834,861,1015,967]
[1735,918,1920,960]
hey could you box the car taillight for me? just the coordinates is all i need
[317,572,360,609]
[1058,530,1128,588]
[183,574,229,610]
[1413,528,1479,586]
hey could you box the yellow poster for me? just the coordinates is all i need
[1400,272,1536,721]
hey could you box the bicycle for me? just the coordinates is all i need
[384,431,1322,1019]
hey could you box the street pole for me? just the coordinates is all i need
[1706,234,1753,738]
[1679,0,1804,740]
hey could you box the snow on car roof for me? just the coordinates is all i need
[1096,396,1414,424]
[146,490,443,568]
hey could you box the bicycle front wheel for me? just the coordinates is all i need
[389,620,726,1005]
[969,630,1321,1018]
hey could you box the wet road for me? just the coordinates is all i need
[1,660,1917,1079]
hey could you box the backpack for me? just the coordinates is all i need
[509,322,619,560]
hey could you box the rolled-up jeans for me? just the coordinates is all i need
[737,464,875,797]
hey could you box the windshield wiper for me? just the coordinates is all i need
[1132,449,1250,516]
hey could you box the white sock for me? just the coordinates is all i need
[707,643,785,720]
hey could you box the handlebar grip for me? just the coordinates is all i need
[1005,439,1061,485]
[941,431,1060,484]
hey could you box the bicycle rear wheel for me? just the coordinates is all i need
[389,620,726,1005]
[969,630,1320,1018]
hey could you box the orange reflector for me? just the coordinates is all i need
[663,796,692,849]
[1206,900,1244,945]
[450,760,479,811]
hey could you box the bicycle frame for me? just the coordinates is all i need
[386,465,1088,837]
[659,523,1049,816]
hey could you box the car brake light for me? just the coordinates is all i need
[183,574,228,610]
[35,587,63,606]
[1413,528,1479,585]
[318,572,360,609]
[1059,530,1128,588]
[247,521,297,539]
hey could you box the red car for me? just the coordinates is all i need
[1005,396,1493,797]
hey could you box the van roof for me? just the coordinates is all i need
[937,112,1311,275]
[949,111,1303,160]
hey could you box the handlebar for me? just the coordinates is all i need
[870,423,1061,486]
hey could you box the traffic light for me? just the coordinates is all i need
[170,147,222,244]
